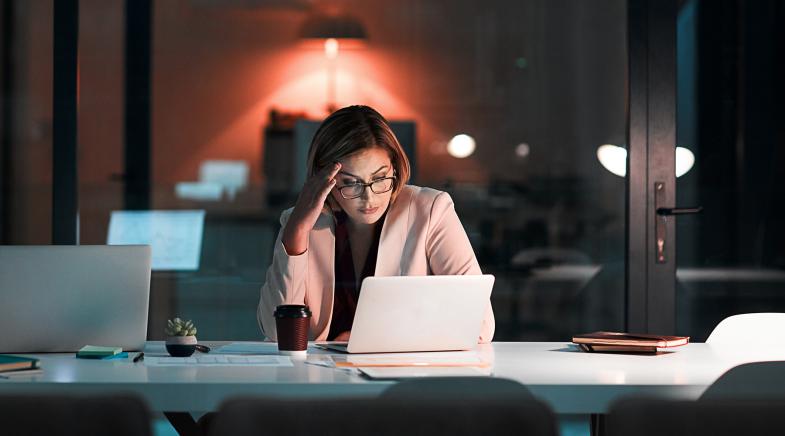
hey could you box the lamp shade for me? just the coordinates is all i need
[299,13,368,40]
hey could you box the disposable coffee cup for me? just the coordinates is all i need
[274,305,311,356]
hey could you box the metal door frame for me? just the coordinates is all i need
[627,0,678,334]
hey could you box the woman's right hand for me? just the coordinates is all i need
[281,162,342,255]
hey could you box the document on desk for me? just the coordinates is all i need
[143,355,292,367]
[331,351,489,368]
[212,342,281,355]
[359,366,491,379]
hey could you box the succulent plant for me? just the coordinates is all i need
[165,317,197,337]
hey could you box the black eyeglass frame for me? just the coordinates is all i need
[337,175,397,199]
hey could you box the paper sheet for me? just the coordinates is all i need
[359,366,492,379]
[212,342,281,355]
[304,360,362,375]
[332,351,488,368]
[143,355,292,367]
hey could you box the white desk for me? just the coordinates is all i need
[2,342,785,414]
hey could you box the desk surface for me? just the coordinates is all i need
[2,342,784,414]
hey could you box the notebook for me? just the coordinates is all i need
[0,355,40,373]
[76,345,124,359]
[320,275,494,354]
[0,245,152,353]
[573,331,690,353]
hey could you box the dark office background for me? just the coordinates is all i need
[1,0,783,341]
[675,0,785,338]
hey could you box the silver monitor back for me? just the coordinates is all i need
[0,245,151,353]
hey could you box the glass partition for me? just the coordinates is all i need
[676,0,785,340]
[73,0,629,340]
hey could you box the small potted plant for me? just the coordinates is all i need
[165,317,198,357]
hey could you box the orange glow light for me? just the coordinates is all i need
[324,38,339,59]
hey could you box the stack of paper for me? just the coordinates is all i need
[333,351,489,368]
[330,352,492,379]
[212,342,281,355]
[359,366,490,379]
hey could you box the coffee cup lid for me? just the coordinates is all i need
[274,304,312,318]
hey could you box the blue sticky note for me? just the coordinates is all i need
[76,351,128,360]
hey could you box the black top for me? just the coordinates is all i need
[327,211,385,340]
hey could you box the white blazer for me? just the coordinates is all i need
[257,185,495,342]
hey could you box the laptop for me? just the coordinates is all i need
[0,245,152,353]
[321,275,494,354]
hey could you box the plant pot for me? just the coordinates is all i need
[165,335,197,357]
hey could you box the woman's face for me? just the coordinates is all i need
[331,147,394,226]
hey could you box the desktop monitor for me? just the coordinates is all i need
[107,210,205,271]
[293,119,417,189]
[264,119,417,202]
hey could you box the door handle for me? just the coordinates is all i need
[656,207,703,216]
[654,182,702,264]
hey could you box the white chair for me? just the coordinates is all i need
[705,313,785,344]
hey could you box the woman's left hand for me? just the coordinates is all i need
[334,331,351,342]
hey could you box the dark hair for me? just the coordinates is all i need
[306,105,411,201]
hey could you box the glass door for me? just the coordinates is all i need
[675,0,785,340]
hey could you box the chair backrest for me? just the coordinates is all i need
[0,394,151,436]
[211,378,556,436]
[380,376,535,401]
[608,397,785,436]
[701,360,785,400]
[705,312,785,344]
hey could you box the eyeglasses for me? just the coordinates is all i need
[337,176,396,199]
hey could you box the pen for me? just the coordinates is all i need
[133,352,144,363]
[195,344,211,353]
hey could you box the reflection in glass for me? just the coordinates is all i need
[108,210,206,271]
[63,0,630,341]
[676,0,785,341]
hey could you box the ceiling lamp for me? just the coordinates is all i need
[447,134,476,158]
[299,12,368,114]
[596,144,695,178]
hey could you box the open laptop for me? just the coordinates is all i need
[0,245,152,353]
[321,275,494,354]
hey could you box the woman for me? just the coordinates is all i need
[257,105,494,343]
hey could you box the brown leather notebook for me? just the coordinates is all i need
[577,344,658,354]
[573,331,689,353]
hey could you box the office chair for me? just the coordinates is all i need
[210,379,557,436]
[380,376,536,401]
[705,312,785,344]
[0,394,152,436]
[701,360,785,400]
[607,397,785,436]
